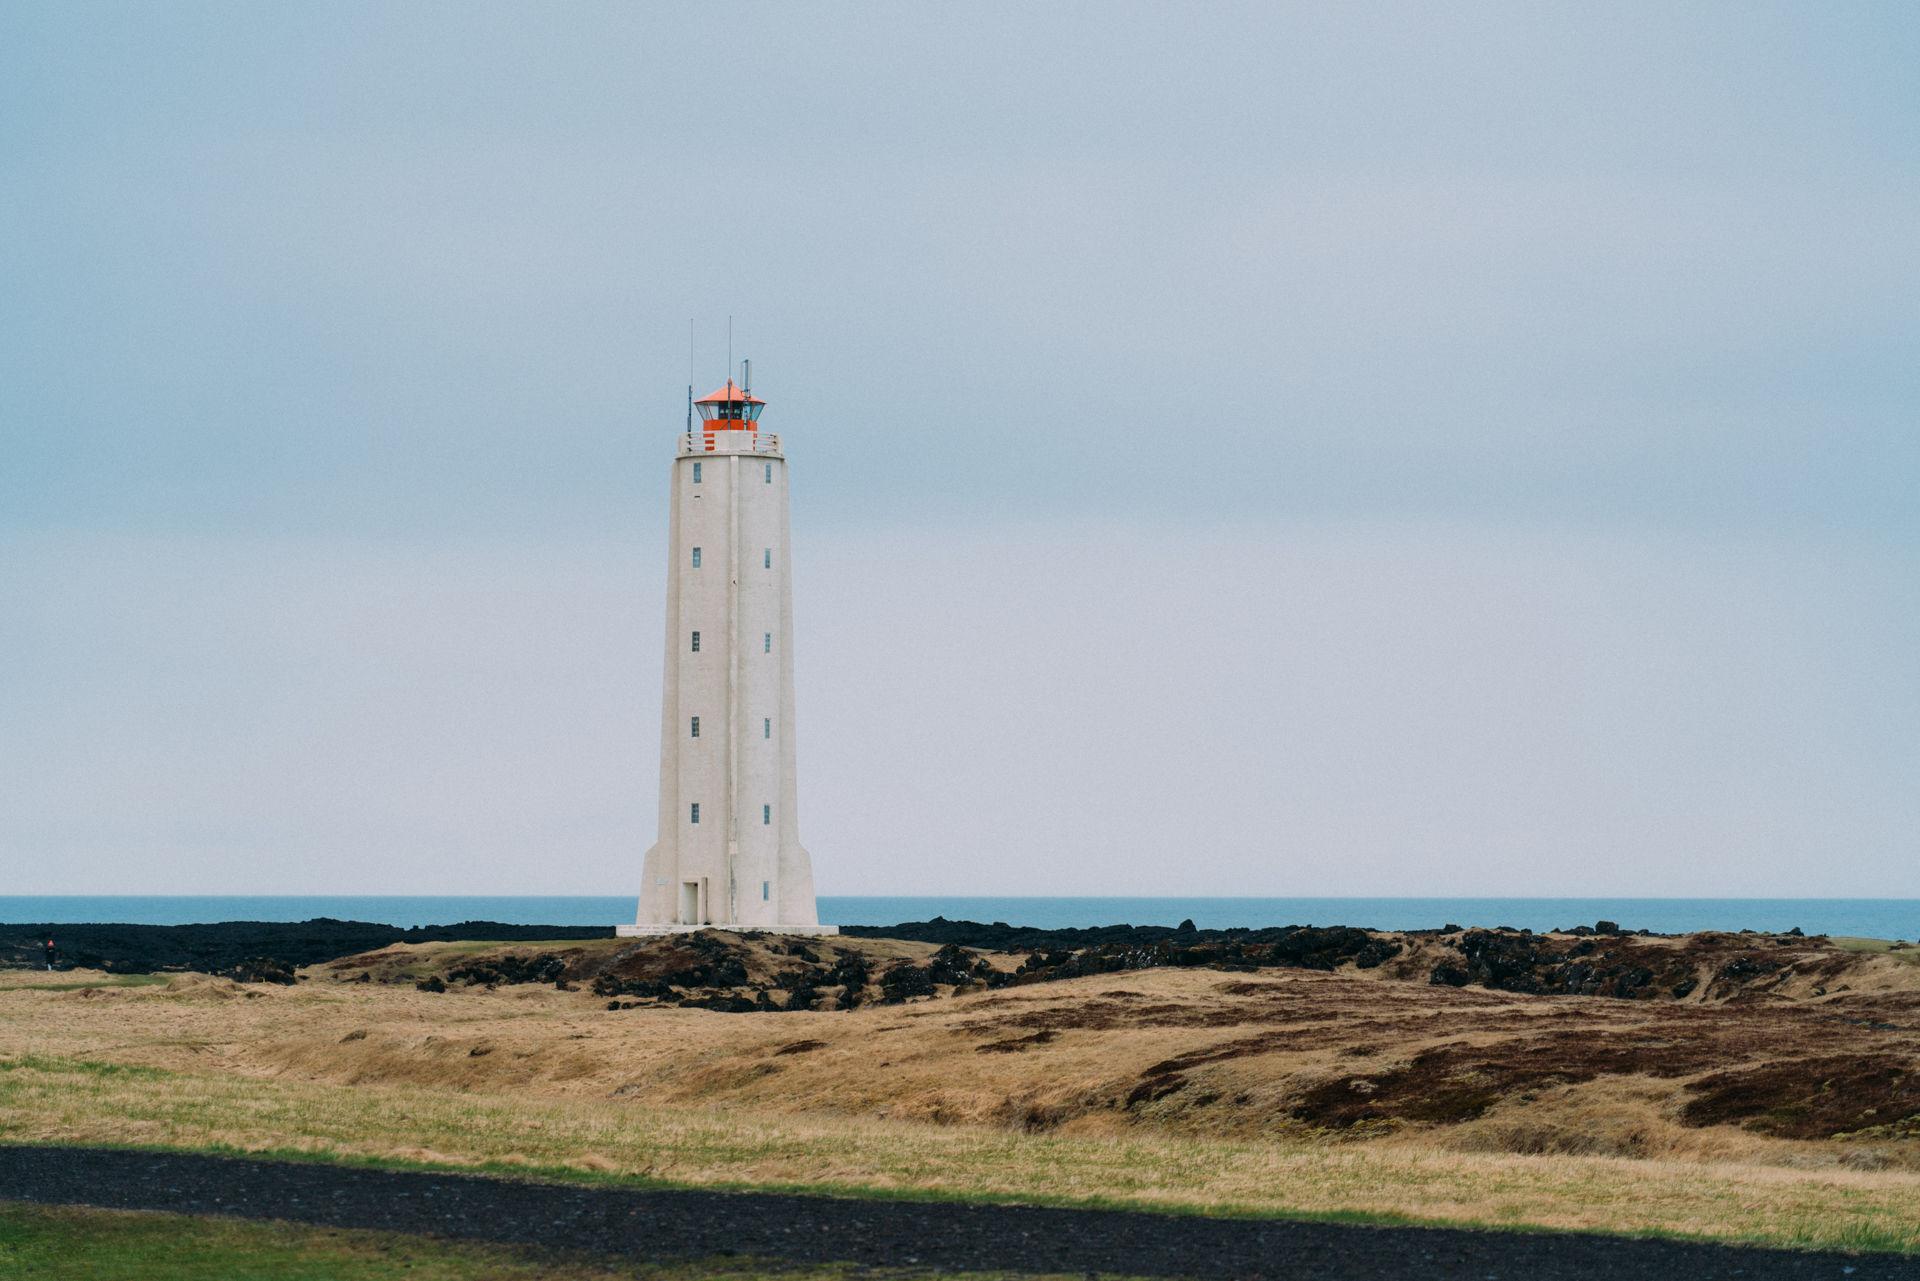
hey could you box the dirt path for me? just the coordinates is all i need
[0,1145,1902,1279]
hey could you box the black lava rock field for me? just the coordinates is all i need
[838,915,1363,949]
[2,919,614,977]
[8,916,1413,983]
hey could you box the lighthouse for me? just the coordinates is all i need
[616,375,836,937]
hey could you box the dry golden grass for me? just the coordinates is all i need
[4,948,1920,1254]
[2,1053,1918,1253]
[1,1053,1917,1253]
[7,948,1915,1155]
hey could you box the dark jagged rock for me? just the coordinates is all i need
[823,953,871,1006]
[879,962,938,1002]
[927,942,993,986]
[1019,950,1073,974]
[590,975,678,1000]
[595,933,749,992]
[415,976,447,993]
[1428,931,1816,1001]
[1719,956,1782,982]
[972,926,1402,991]
[678,994,760,1013]
[0,919,614,976]
[1449,930,1558,992]
[1441,929,1666,997]
[222,956,297,985]
[450,954,568,988]
[1353,939,1403,969]
[1269,927,1390,971]
[874,942,1005,1002]
[837,916,1390,956]
[667,934,753,989]
[657,958,724,989]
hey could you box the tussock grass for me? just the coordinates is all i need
[1830,938,1920,967]
[0,1053,168,1081]
[0,1202,1090,1281]
[0,973,171,993]
[1,1054,1915,1255]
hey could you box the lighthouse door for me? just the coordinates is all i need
[679,882,700,926]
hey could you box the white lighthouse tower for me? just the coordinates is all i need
[617,375,836,937]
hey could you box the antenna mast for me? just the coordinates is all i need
[687,320,694,432]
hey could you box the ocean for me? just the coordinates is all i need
[1,896,1915,940]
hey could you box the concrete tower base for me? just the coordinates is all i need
[615,923,840,938]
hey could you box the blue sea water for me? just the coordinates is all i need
[1,895,1915,940]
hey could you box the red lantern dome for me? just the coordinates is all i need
[693,381,765,427]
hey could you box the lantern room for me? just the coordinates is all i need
[694,381,765,426]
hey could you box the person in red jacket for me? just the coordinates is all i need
[44,938,55,971]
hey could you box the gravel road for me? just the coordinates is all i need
[0,1145,1907,1279]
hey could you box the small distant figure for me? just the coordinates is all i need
[44,938,55,971]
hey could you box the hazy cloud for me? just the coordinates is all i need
[2,3,1916,895]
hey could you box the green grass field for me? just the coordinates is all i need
[1829,939,1920,966]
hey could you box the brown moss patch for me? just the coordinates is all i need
[975,1031,1057,1054]
[770,1040,828,1057]
[1681,1055,1920,1139]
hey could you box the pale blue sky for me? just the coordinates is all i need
[2,3,1916,896]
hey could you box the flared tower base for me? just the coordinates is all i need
[615,922,840,937]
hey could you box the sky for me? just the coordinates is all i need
[2,2,1917,897]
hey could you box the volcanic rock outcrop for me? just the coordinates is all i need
[2,919,613,976]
